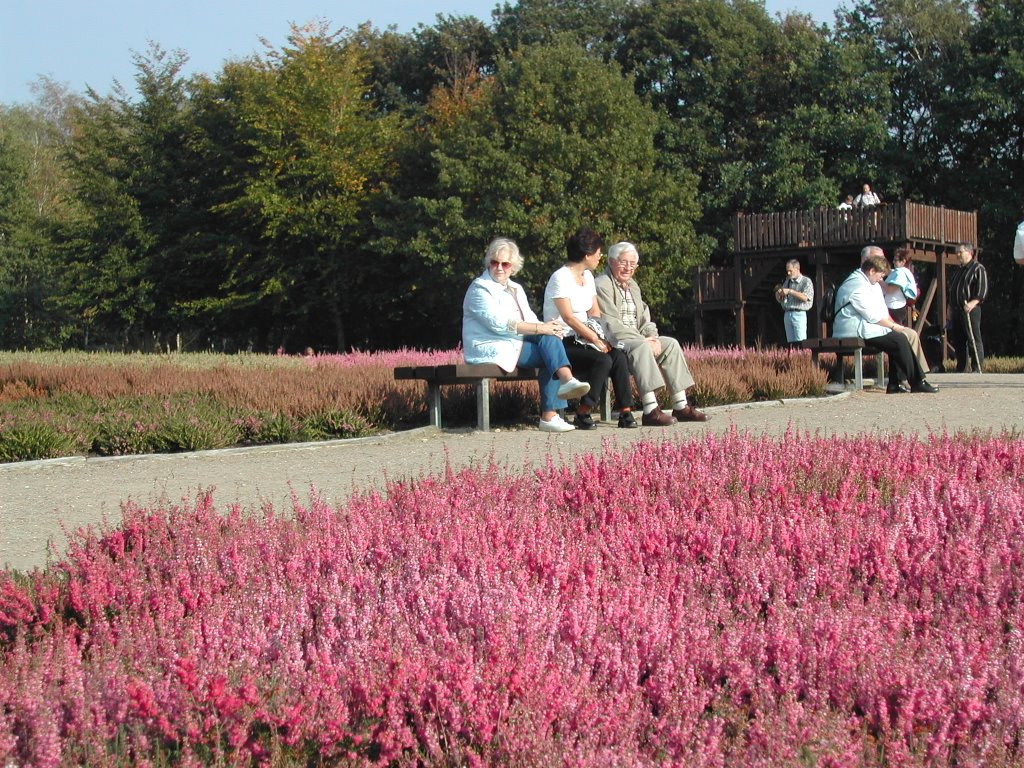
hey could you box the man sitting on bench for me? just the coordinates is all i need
[833,248,938,395]
[595,241,708,424]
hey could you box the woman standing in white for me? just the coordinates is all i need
[542,226,636,429]
[462,238,590,433]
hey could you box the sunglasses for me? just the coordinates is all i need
[489,260,512,269]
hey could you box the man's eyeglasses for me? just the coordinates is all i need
[616,261,639,270]
[489,260,512,270]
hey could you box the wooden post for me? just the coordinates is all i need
[694,268,705,346]
[938,250,950,366]
[914,279,937,335]
[813,257,826,339]
[735,250,746,348]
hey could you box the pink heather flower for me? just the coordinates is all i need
[3,433,1024,764]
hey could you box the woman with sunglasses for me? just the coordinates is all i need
[462,237,591,432]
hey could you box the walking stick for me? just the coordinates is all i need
[961,305,983,373]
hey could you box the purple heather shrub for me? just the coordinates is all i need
[2,432,1024,765]
[308,347,464,369]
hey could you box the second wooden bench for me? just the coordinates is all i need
[802,337,886,390]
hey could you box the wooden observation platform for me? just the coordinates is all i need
[695,200,977,358]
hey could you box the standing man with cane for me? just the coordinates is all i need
[947,243,988,373]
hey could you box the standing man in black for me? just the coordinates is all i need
[947,243,988,372]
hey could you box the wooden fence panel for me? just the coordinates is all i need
[735,202,976,252]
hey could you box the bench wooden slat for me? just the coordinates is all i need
[432,364,537,383]
[802,337,867,352]
[394,365,438,381]
[395,364,537,382]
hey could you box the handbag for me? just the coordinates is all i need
[574,318,607,351]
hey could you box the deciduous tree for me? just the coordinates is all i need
[204,23,400,351]
[0,82,81,348]
[383,38,705,345]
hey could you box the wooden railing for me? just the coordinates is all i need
[734,201,976,253]
[903,202,977,245]
[696,267,736,307]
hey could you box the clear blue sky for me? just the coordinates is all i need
[1,0,842,106]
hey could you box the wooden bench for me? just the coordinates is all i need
[394,364,611,431]
[802,337,886,390]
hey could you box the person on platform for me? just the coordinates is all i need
[854,183,881,207]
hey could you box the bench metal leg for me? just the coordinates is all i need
[476,379,490,432]
[601,383,612,422]
[876,353,886,388]
[428,383,442,427]
[853,349,863,391]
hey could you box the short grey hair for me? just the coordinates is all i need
[607,242,639,263]
[860,245,883,263]
[957,242,974,256]
[786,258,801,269]
[483,238,525,275]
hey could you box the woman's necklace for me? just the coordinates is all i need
[568,263,586,286]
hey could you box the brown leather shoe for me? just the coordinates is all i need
[640,409,676,427]
[672,405,709,422]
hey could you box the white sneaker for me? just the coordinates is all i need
[556,378,590,400]
[539,414,575,433]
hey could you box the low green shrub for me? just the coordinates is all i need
[90,409,163,456]
[156,414,240,453]
[0,420,76,462]
[302,409,374,440]
[249,412,300,445]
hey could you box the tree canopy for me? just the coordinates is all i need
[1,0,1022,353]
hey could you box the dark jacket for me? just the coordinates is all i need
[949,259,988,306]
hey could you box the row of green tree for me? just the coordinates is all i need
[1,0,1022,354]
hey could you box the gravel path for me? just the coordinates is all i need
[3,372,1022,573]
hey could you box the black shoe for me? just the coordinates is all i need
[617,410,638,428]
[573,412,598,430]
[886,383,909,394]
[911,381,939,394]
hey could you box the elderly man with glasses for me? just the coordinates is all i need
[594,241,708,425]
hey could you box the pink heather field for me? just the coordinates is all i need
[3,430,1024,766]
